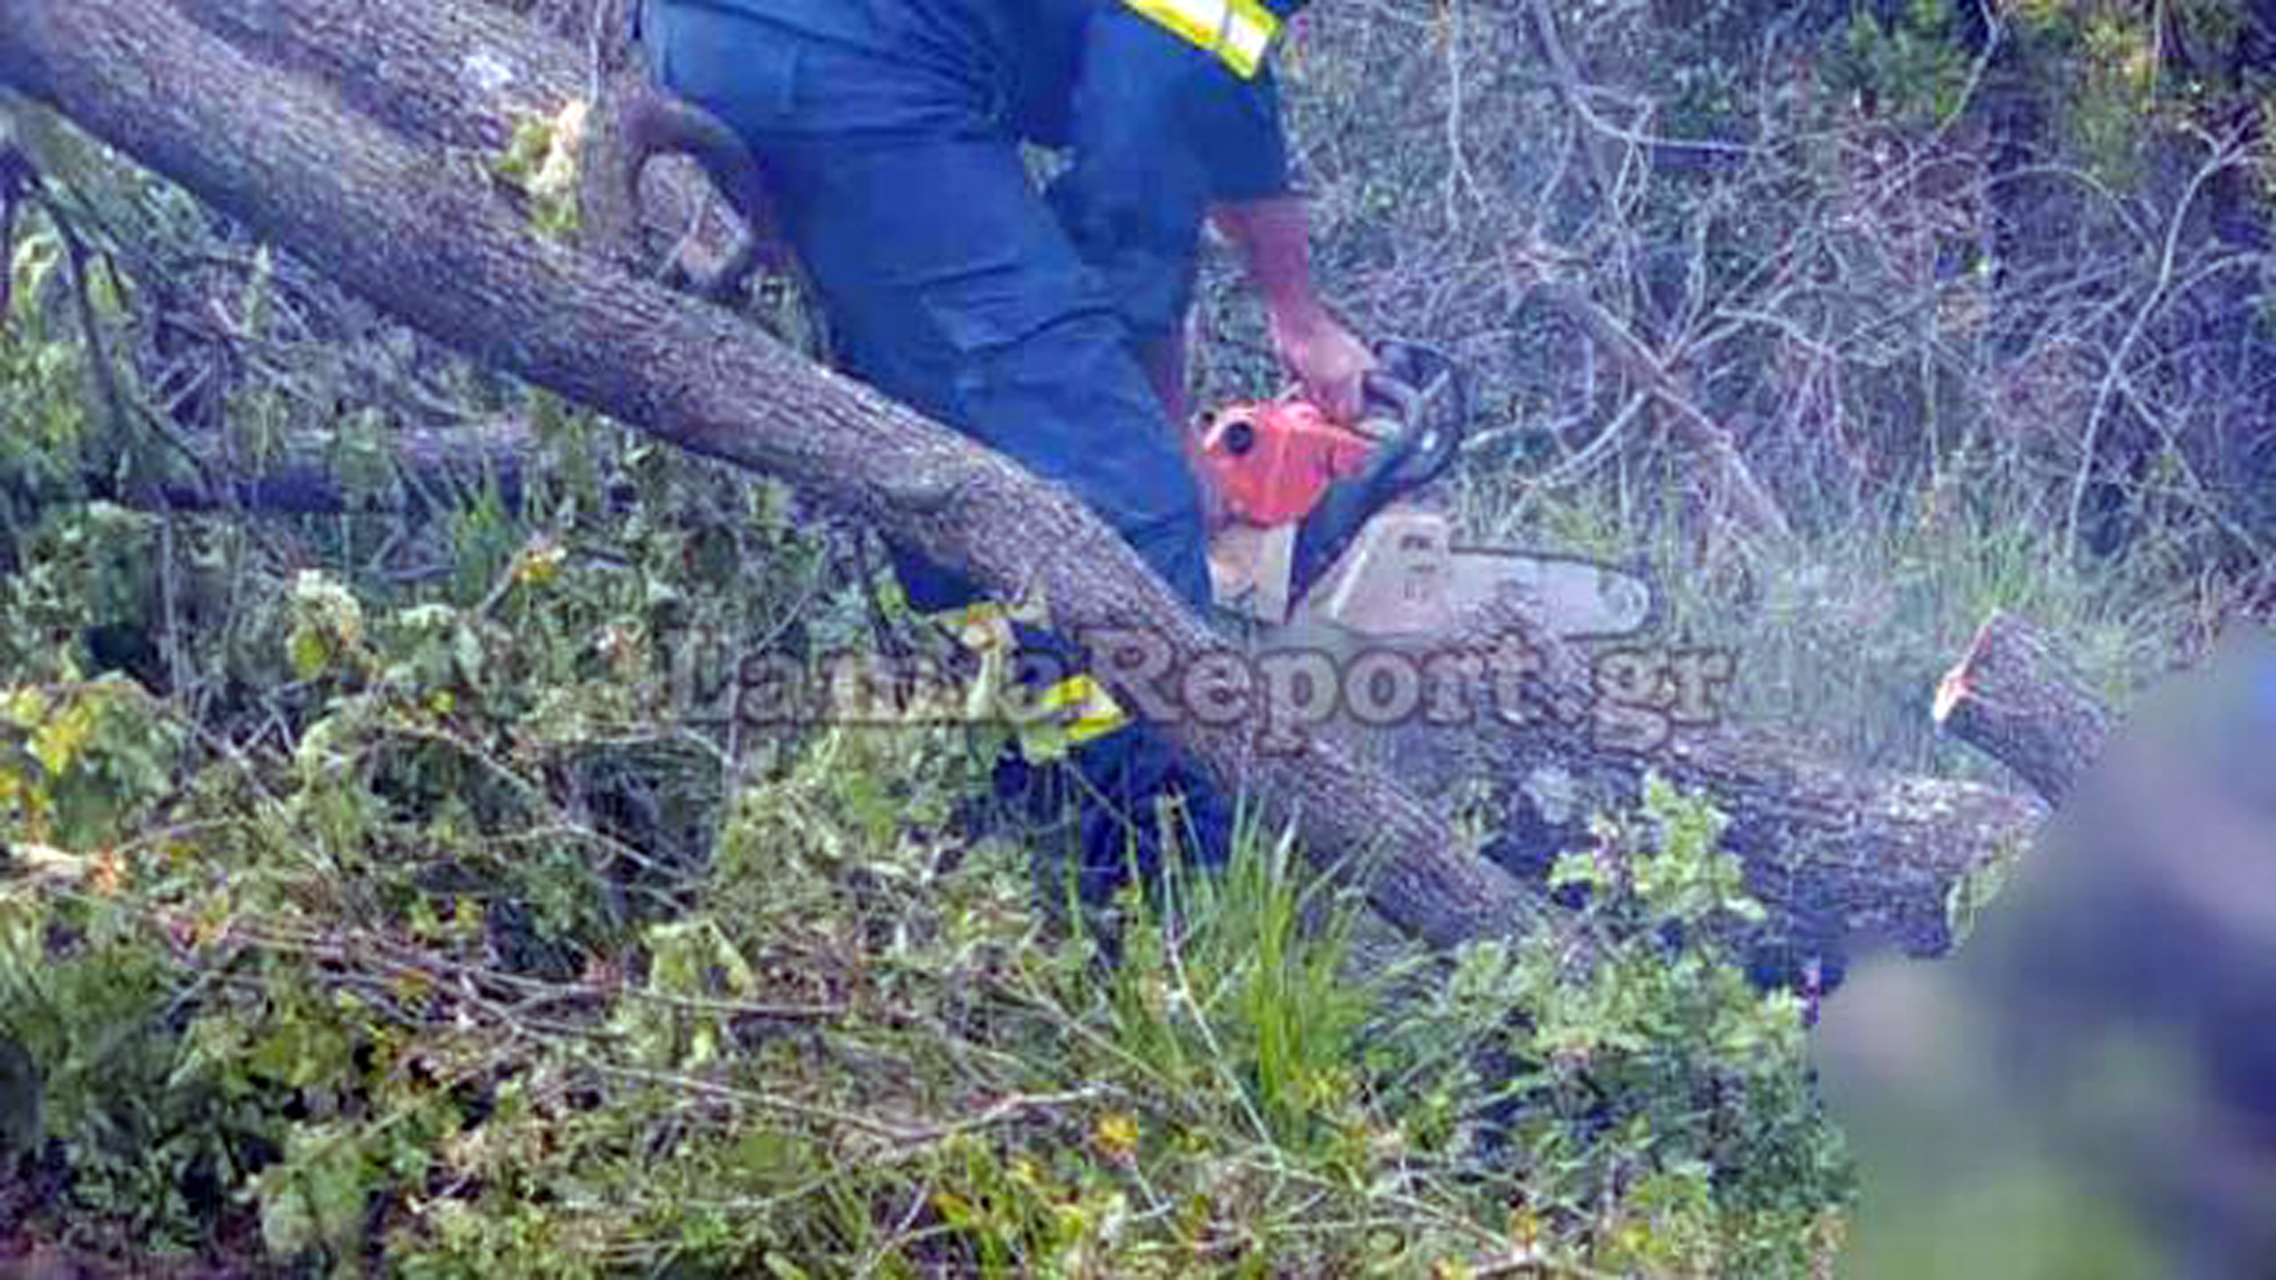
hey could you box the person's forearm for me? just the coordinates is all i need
[1209,196,1331,330]
[1209,194,1374,423]
[1190,48,1373,422]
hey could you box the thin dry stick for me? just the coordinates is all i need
[2063,131,2257,560]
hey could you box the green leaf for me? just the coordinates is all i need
[452,622,486,689]
[29,698,95,778]
[256,1124,372,1259]
[288,625,330,682]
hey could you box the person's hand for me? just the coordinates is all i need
[1269,305,1373,424]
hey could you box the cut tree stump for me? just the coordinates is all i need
[1933,611,2115,806]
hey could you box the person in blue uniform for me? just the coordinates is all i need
[641,0,1370,905]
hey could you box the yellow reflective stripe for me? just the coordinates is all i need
[1221,0,1278,74]
[1036,675,1130,744]
[923,602,1130,743]
[1123,0,1280,78]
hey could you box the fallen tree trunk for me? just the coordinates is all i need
[1352,594,2049,967]
[1933,611,2115,806]
[0,0,1535,949]
[0,0,2054,970]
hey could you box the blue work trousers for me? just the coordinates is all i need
[647,1,1233,903]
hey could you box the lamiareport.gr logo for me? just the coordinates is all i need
[659,623,1736,757]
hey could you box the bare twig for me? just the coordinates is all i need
[1529,278,1797,549]
[2064,130,2257,560]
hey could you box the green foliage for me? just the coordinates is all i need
[1380,778,1853,1277]
[492,103,588,241]
[1821,0,2272,181]
[0,678,180,850]
[2009,0,2174,180]
[0,489,1853,1274]
[0,896,244,1248]
[1828,0,1981,126]
[1,212,97,504]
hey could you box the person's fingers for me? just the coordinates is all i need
[1326,347,1372,422]
[1326,374,1363,425]
[1271,315,1374,422]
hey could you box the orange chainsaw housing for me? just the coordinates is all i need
[1197,400,1377,528]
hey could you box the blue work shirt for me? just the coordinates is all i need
[647,0,1304,338]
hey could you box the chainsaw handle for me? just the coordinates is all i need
[1286,339,1472,602]
[1358,371,1459,493]
[1357,339,1468,495]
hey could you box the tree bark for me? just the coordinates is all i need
[170,0,751,292]
[1933,611,2116,806]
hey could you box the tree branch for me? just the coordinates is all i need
[1530,279,1796,549]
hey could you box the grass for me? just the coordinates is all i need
[1451,437,2208,781]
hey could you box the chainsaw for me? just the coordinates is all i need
[1197,339,1656,645]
